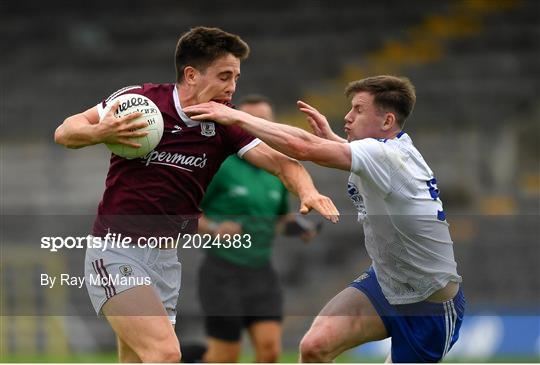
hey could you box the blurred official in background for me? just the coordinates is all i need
[183,95,319,363]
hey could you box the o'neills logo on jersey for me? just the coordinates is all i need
[141,150,207,172]
[117,96,150,113]
[347,182,367,220]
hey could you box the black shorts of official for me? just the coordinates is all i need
[198,253,283,341]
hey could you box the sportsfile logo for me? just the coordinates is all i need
[141,150,207,172]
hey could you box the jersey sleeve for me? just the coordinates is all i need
[349,139,391,194]
[223,125,261,158]
[96,85,144,119]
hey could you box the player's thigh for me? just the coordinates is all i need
[302,287,388,353]
[247,320,282,360]
[204,336,241,363]
[103,285,179,360]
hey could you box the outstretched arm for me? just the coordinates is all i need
[184,102,352,171]
[54,102,147,149]
[243,143,339,223]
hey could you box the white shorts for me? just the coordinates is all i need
[84,242,181,324]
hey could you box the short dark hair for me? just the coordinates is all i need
[175,26,250,83]
[345,75,416,127]
[238,94,272,107]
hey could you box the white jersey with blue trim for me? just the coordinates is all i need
[347,131,461,305]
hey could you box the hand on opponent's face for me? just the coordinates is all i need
[297,100,333,139]
[184,101,240,125]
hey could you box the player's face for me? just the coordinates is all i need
[344,92,387,142]
[239,102,274,121]
[194,53,241,104]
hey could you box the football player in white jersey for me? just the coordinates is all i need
[184,75,465,363]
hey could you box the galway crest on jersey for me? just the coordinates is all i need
[201,121,216,137]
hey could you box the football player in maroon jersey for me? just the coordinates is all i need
[55,27,339,363]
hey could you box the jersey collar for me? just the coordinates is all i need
[395,130,412,144]
[173,85,200,127]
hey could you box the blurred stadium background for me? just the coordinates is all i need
[1,0,539,362]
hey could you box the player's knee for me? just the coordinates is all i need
[204,344,240,363]
[138,338,181,363]
[167,347,182,363]
[140,346,181,363]
[205,350,238,363]
[299,333,332,362]
[256,348,280,363]
[255,339,280,362]
[258,351,279,363]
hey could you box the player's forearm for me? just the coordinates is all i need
[237,115,321,161]
[275,156,318,199]
[54,114,101,149]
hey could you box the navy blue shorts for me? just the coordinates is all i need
[348,267,465,362]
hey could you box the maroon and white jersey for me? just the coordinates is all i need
[92,83,260,238]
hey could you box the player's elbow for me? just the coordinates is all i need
[54,125,66,145]
[54,124,78,149]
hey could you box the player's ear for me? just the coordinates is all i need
[382,112,396,131]
[184,66,199,86]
